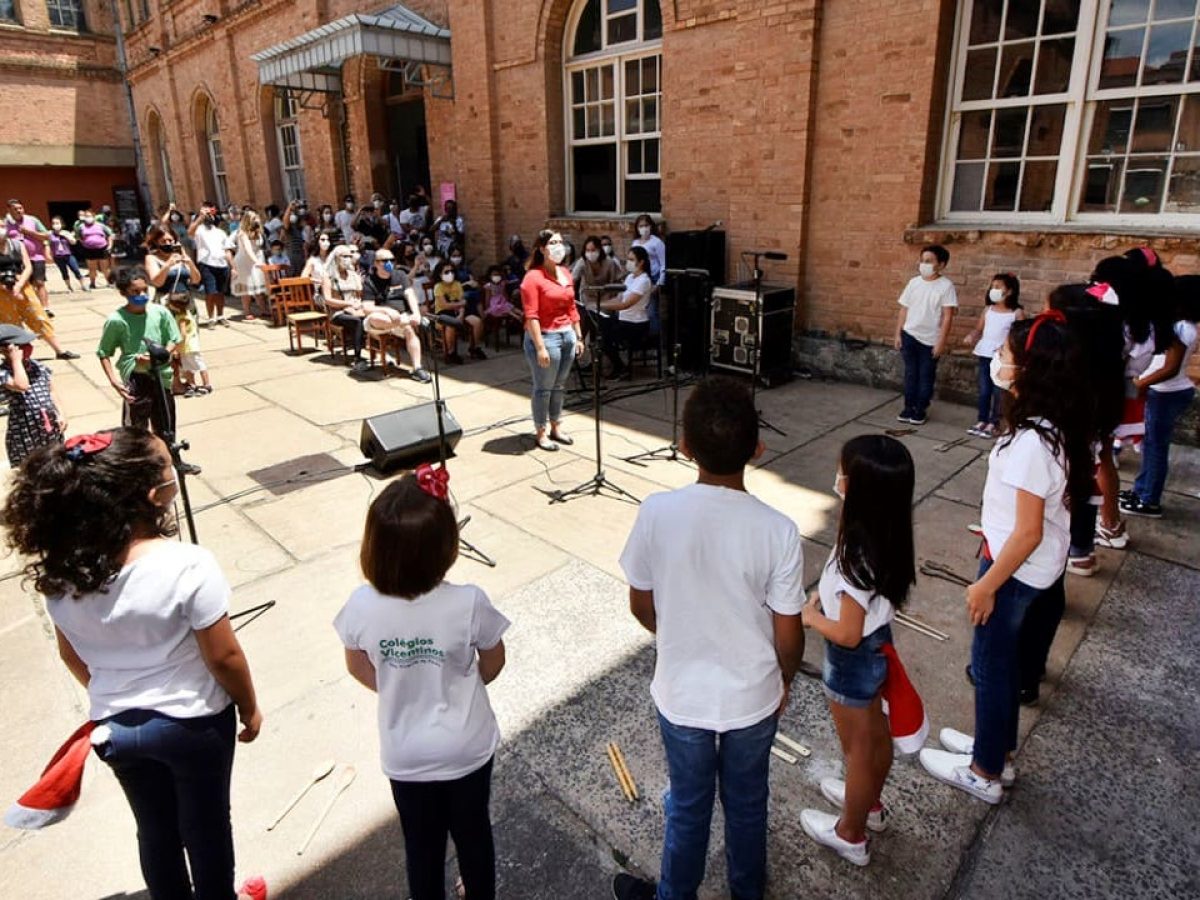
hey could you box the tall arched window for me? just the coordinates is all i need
[274,91,306,202]
[147,111,175,206]
[565,0,663,214]
[205,104,229,208]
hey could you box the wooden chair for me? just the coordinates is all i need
[367,330,401,375]
[280,278,328,354]
[259,264,286,325]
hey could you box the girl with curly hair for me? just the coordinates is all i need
[5,427,264,900]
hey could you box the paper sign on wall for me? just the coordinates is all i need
[439,183,456,205]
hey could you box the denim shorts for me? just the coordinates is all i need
[198,262,230,295]
[822,624,891,708]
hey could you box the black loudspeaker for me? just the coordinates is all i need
[710,282,796,388]
[665,231,725,373]
[359,402,462,472]
[665,229,726,284]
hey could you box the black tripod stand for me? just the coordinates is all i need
[145,342,275,627]
[622,268,709,467]
[742,251,787,437]
[538,285,640,506]
[422,320,496,567]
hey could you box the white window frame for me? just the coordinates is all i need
[46,0,86,30]
[564,0,663,216]
[937,0,1200,231]
[274,91,306,203]
[151,116,175,204]
[205,105,229,209]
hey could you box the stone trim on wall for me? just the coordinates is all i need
[904,227,1200,254]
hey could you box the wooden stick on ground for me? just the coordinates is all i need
[775,733,811,757]
[607,743,635,802]
[770,745,798,764]
[610,742,640,801]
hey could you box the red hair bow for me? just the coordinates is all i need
[63,433,112,461]
[1086,282,1119,306]
[1139,246,1158,267]
[414,463,450,502]
[1025,308,1067,351]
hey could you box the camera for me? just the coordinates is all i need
[0,261,19,289]
[143,339,173,367]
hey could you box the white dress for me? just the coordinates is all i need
[231,231,267,297]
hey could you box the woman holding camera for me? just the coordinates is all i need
[144,225,201,305]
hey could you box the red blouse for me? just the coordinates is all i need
[521,266,579,332]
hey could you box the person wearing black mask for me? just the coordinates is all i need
[353,203,389,245]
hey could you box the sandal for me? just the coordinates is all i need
[549,430,574,446]
[536,435,559,452]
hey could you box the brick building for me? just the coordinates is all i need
[0,0,138,223]
[115,1,1200,401]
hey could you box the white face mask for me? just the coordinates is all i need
[441,271,455,283]
[422,244,434,255]
[318,238,330,248]
[626,259,637,274]
[491,274,502,284]
[602,244,614,256]
[585,250,600,263]
[450,256,463,265]
[918,261,936,278]
[988,288,1005,303]
[990,355,1017,391]
[322,213,333,222]
[833,472,846,500]
[547,243,568,264]
[638,225,651,238]
[289,215,298,224]
[82,216,94,225]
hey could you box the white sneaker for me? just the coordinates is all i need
[938,728,1015,786]
[919,748,1003,804]
[818,777,888,832]
[799,809,870,867]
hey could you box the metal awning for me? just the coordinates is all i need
[251,4,451,95]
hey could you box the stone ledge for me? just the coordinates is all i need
[904,226,1200,253]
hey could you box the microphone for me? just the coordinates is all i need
[744,250,789,261]
[703,220,723,232]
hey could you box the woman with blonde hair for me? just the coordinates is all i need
[230,210,268,320]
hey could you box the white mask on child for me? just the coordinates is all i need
[988,288,1005,303]
[626,260,637,274]
[833,472,846,500]
[638,225,651,238]
[990,356,1017,391]
[585,250,600,263]
[441,271,455,283]
[918,262,935,278]
[490,275,502,284]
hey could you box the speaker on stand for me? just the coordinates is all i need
[666,229,726,373]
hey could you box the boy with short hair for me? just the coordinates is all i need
[267,240,290,274]
[613,376,806,900]
[893,244,957,426]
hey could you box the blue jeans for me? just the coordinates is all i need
[970,559,1040,778]
[976,356,1003,425]
[1068,497,1098,558]
[1133,387,1195,505]
[92,705,238,900]
[524,328,576,429]
[900,331,937,417]
[656,711,777,900]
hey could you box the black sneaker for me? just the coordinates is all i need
[1119,496,1162,518]
[56,350,80,360]
[469,346,487,360]
[908,413,928,425]
[1118,488,1137,504]
[612,873,657,900]
[46,309,55,318]
[897,409,914,423]
[411,368,432,384]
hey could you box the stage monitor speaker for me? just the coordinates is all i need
[710,282,796,388]
[666,229,727,285]
[360,402,463,473]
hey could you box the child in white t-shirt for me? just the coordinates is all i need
[799,434,916,867]
[613,376,805,900]
[334,467,509,900]
[961,273,1023,438]
[893,244,957,426]
[921,312,1092,806]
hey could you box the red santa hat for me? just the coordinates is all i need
[880,643,929,755]
[5,722,97,830]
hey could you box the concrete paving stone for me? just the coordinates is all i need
[432,429,577,505]
[857,399,993,446]
[45,369,119,419]
[175,384,273,427]
[759,378,901,431]
[952,553,1200,899]
[932,454,989,509]
[240,469,376,562]
[1111,490,1200,571]
[184,503,295,589]
[247,369,428,428]
[433,383,538,433]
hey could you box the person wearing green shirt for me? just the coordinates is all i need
[97,269,196,472]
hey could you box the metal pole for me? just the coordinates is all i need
[110,0,154,218]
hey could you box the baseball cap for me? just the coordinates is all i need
[0,324,36,346]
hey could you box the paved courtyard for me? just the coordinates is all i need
[1,286,1197,899]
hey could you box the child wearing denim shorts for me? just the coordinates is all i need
[800,435,916,867]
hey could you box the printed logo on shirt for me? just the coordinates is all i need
[379,637,445,667]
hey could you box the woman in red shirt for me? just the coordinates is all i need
[520,230,583,451]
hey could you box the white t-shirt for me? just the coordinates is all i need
[1143,320,1198,394]
[47,541,232,721]
[619,483,805,732]
[398,208,426,232]
[817,551,894,639]
[620,272,653,323]
[973,306,1018,358]
[980,424,1070,590]
[334,209,355,243]
[633,233,667,285]
[264,216,284,242]
[333,581,510,782]
[194,223,230,268]
[899,275,957,346]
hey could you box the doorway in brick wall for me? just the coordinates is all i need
[385,71,430,200]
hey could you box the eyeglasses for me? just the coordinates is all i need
[154,479,177,492]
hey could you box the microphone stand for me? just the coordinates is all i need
[744,252,785,437]
[622,268,708,467]
[538,283,639,506]
[423,318,496,567]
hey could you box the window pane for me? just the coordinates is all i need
[992,106,1028,156]
[1166,156,1200,210]
[1192,27,1200,80]
[1034,37,1074,93]
[1141,21,1191,84]
[573,145,617,211]
[998,42,1035,96]
[1131,96,1179,151]
[642,57,658,93]
[586,68,599,101]
[625,59,640,95]
[644,0,663,40]
[587,105,600,137]
[572,71,585,103]
[1121,158,1168,211]
[573,108,586,140]
[601,66,614,99]
[1027,103,1067,155]
[958,110,992,159]
[951,161,987,210]
[1099,28,1145,89]
[1020,160,1058,210]
[644,138,659,173]
[1089,100,1134,154]
[608,12,637,45]
[984,161,1022,209]
[1042,0,1081,35]
[574,0,602,56]
[1177,94,1200,151]
[625,178,661,213]
[600,101,615,136]
[607,0,636,11]
[643,97,658,132]
[969,0,1003,44]
[0,0,16,20]
[628,141,642,175]
[1081,159,1122,210]
[1154,0,1196,19]
[963,47,998,100]
[1005,1,1041,40]
[1108,0,1149,26]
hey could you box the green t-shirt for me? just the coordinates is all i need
[96,305,181,387]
